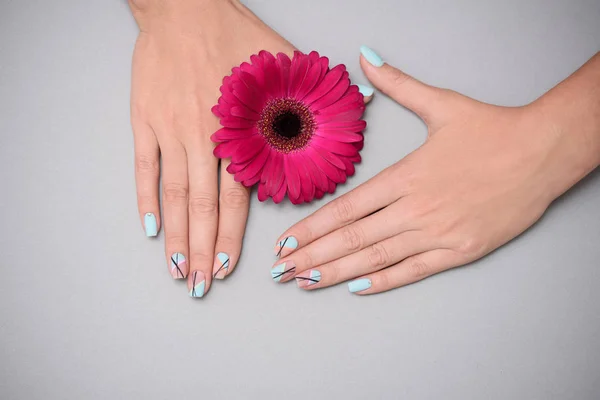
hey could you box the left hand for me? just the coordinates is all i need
[270,48,599,295]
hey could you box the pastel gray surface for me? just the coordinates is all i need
[1,0,599,399]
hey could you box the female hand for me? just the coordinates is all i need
[271,48,600,294]
[129,0,296,297]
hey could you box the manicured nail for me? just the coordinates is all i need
[360,45,384,67]
[275,236,298,258]
[271,261,296,283]
[295,270,321,288]
[170,252,187,280]
[144,213,157,237]
[189,271,206,298]
[357,84,375,97]
[213,252,230,280]
[348,278,372,293]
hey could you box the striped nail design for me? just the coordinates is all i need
[189,271,206,298]
[275,236,298,258]
[213,252,230,280]
[271,262,296,282]
[295,270,321,288]
[170,252,187,279]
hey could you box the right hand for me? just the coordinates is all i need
[128,0,296,297]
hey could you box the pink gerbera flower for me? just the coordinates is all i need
[211,50,366,204]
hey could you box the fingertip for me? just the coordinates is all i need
[357,84,375,104]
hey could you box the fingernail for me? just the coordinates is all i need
[295,270,321,288]
[348,278,372,293]
[170,252,187,280]
[144,213,157,237]
[360,45,384,67]
[213,252,230,280]
[275,236,298,258]
[357,84,375,97]
[189,271,206,298]
[271,261,296,283]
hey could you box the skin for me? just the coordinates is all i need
[275,52,600,294]
[128,0,297,294]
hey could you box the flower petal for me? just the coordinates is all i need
[303,64,345,105]
[315,128,363,143]
[299,152,329,192]
[310,71,350,111]
[289,52,310,98]
[220,117,256,129]
[306,147,346,183]
[232,135,266,164]
[232,81,263,113]
[319,119,367,132]
[284,154,301,201]
[312,137,360,157]
[277,53,292,97]
[257,182,269,202]
[233,146,270,183]
[211,128,255,142]
[296,62,322,101]
[273,179,287,203]
[230,105,260,121]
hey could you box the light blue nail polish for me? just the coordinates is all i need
[271,262,295,283]
[276,236,298,257]
[348,278,372,293]
[213,252,230,279]
[144,213,157,237]
[360,45,384,67]
[357,84,375,97]
[189,271,206,298]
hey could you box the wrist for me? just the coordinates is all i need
[129,0,241,33]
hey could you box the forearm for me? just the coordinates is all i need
[529,52,600,198]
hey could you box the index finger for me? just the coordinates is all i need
[274,164,402,258]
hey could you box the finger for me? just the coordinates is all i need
[186,143,219,298]
[213,159,250,280]
[272,200,413,283]
[160,141,190,280]
[295,230,436,290]
[274,165,401,258]
[347,249,463,295]
[132,119,160,237]
[359,45,446,122]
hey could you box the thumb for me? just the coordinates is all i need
[359,45,444,121]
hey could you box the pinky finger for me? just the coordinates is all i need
[132,120,161,237]
[347,249,462,295]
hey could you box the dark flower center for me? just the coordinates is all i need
[273,112,302,139]
[258,98,316,153]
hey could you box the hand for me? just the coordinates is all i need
[272,47,600,295]
[129,0,295,297]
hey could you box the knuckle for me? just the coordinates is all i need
[135,154,159,175]
[366,243,389,270]
[166,234,187,249]
[190,251,212,266]
[137,194,156,208]
[340,226,363,252]
[297,250,315,270]
[189,193,218,216]
[216,234,236,248]
[220,187,249,210]
[408,258,430,279]
[391,70,411,88]
[457,236,486,258]
[331,197,355,225]
[163,183,188,205]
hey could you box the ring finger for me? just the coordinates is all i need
[294,230,438,290]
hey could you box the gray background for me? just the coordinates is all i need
[1,0,599,398]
